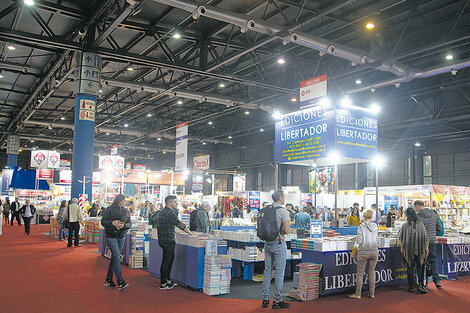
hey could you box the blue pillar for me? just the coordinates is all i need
[71,52,101,201]
[71,94,96,201]
[7,154,18,167]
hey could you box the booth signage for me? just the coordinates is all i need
[248,191,261,210]
[300,74,327,103]
[99,155,124,170]
[7,135,19,155]
[274,104,378,166]
[443,244,470,281]
[310,220,323,239]
[233,174,246,192]
[134,164,146,171]
[192,174,203,192]
[37,169,53,180]
[111,144,118,155]
[175,121,188,172]
[30,150,61,169]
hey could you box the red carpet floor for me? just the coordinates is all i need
[1,223,470,313]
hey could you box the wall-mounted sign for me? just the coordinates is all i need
[78,99,96,121]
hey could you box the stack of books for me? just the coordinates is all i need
[220,254,232,295]
[297,263,322,301]
[129,223,145,268]
[203,255,222,296]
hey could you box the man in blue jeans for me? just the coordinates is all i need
[262,190,290,309]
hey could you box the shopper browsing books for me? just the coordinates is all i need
[398,207,429,294]
[349,209,378,299]
[195,201,211,233]
[348,206,361,226]
[294,207,311,230]
[229,201,242,218]
[259,190,290,309]
[101,194,131,290]
[57,200,67,240]
[157,195,194,290]
[386,205,397,227]
[414,200,443,289]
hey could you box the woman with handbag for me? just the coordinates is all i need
[398,207,429,294]
[57,200,68,240]
[101,194,132,290]
[349,209,379,299]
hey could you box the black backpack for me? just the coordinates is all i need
[189,209,198,231]
[257,205,281,241]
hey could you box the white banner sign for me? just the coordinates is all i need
[193,154,210,171]
[233,174,246,192]
[99,155,124,170]
[30,150,60,168]
[300,74,327,102]
[175,121,188,172]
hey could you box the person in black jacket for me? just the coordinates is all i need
[386,205,397,228]
[101,194,131,290]
[19,200,36,235]
[87,203,98,217]
[10,199,21,226]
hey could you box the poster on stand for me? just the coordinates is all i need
[175,121,188,172]
[310,220,323,239]
[248,191,261,210]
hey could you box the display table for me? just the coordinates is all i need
[300,247,407,296]
[220,226,256,231]
[84,219,100,244]
[98,229,131,265]
[49,217,60,238]
[148,239,205,290]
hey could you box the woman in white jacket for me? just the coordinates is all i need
[349,209,379,299]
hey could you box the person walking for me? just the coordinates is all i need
[260,190,290,309]
[101,194,132,290]
[19,200,36,235]
[57,200,68,240]
[414,200,442,289]
[2,199,10,225]
[195,201,211,233]
[87,203,98,217]
[10,198,21,226]
[398,207,429,294]
[64,198,83,248]
[157,195,193,290]
[349,209,379,299]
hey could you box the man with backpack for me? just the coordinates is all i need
[258,190,290,309]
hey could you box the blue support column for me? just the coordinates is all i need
[71,51,101,201]
[71,94,96,201]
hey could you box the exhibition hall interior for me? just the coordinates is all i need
[1,0,470,312]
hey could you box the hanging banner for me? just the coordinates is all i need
[193,154,210,171]
[30,150,49,168]
[134,164,146,171]
[274,103,378,166]
[99,155,125,170]
[60,159,71,169]
[7,135,19,155]
[47,151,61,168]
[60,170,72,184]
[175,122,188,172]
[233,174,246,192]
[300,74,327,103]
[248,191,261,210]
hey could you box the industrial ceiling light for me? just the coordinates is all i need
[228,136,232,139]
[260,128,264,132]
[172,33,181,39]
[340,96,352,107]
[355,79,362,85]
[24,0,35,5]
[0,72,3,78]
[272,111,282,119]
[106,132,110,135]
[277,57,285,64]
[124,123,129,127]
[365,23,375,30]
[157,137,161,141]
[218,83,225,88]
[59,117,65,120]
[369,103,381,114]
[177,100,183,105]
[244,110,250,115]
[7,45,15,50]
[415,142,421,147]
[202,142,207,145]
[99,89,103,93]
[162,151,166,154]
[147,113,152,117]
[127,66,134,71]
[445,54,454,60]
[291,97,297,102]
[208,121,213,125]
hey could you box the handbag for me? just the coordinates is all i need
[425,259,433,277]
